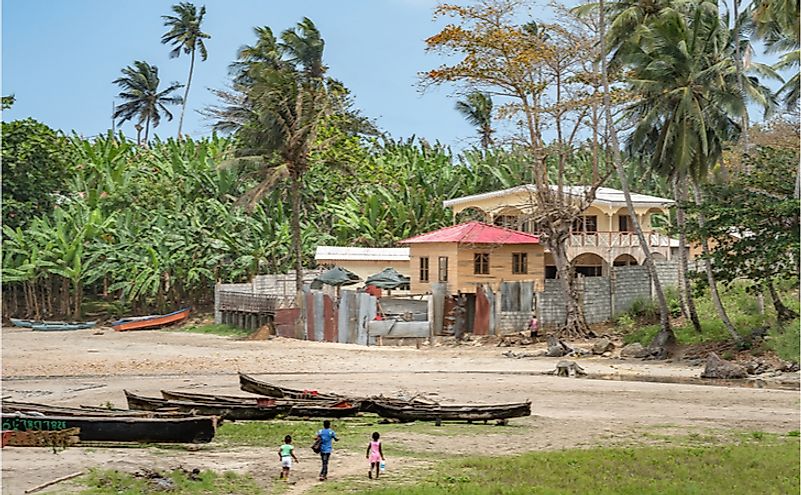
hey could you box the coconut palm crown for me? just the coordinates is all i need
[161,2,210,137]
[113,61,183,144]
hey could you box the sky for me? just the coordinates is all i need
[2,0,786,150]
[2,0,482,148]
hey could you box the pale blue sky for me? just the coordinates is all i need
[2,0,480,147]
[2,0,785,149]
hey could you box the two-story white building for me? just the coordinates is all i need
[442,185,677,278]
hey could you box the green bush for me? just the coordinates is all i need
[767,319,800,363]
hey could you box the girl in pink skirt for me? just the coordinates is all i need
[365,431,385,479]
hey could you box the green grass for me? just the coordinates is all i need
[175,323,253,338]
[766,318,800,362]
[216,418,516,454]
[321,438,800,495]
[78,468,269,494]
[620,282,800,358]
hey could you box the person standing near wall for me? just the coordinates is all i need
[316,420,338,481]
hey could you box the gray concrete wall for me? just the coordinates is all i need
[539,279,568,326]
[654,260,680,289]
[582,276,612,324]
[497,312,530,334]
[612,265,651,316]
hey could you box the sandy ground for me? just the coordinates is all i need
[2,326,799,494]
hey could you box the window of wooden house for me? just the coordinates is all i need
[473,253,490,275]
[512,252,528,274]
[438,256,448,282]
[419,257,429,282]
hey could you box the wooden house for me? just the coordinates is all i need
[399,221,545,294]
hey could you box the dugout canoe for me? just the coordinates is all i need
[160,390,361,418]
[238,372,347,401]
[1,413,216,443]
[366,400,532,422]
[125,390,290,420]
[31,321,97,331]
[112,308,191,331]
[9,319,96,330]
[2,401,188,419]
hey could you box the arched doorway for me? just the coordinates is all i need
[571,253,607,277]
[492,206,524,230]
[455,207,488,224]
[651,252,667,261]
[613,254,638,267]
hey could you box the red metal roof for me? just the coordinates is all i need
[400,222,540,245]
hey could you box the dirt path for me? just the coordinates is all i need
[2,327,799,494]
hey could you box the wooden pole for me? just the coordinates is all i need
[25,471,84,494]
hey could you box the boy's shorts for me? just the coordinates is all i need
[281,456,292,468]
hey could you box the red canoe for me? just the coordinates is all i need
[112,308,191,332]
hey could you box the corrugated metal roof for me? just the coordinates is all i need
[443,185,674,209]
[400,222,540,245]
[315,246,410,261]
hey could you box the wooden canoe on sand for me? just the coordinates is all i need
[112,308,190,331]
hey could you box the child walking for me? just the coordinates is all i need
[278,435,299,481]
[365,432,385,479]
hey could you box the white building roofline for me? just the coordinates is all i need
[315,246,410,262]
[443,185,674,210]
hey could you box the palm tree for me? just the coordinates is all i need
[113,61,183,144]
[749,0,799,110]
[623,1,776,342]
[455,92,494,149]
[161,2,210,138]
[597,0,675,351]
[210,21,331,291]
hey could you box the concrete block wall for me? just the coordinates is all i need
[612,265,651,316]
[654,260,680,289]
[581,276,612,324]
[497,312,530,334]
[539,279,568,326]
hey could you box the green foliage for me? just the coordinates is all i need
[1,94,14,109]
[685,146,800,291]
[1,118,71,229]
[80,468,265,494]
[767,319,800,362]
[332,439,800,495]
[621,282,799,348]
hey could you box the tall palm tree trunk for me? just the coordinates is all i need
[690,181,741,342]
[599,0,674,351]
[673,176,702,332]
[144,115,151,144]
[178,49,195,138]
[290,173,304,292]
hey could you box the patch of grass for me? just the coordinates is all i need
[175,323,252,338]
[620,281,798,349]
[216,419,521,457]
[767,318,800,362]
[79,468,267,494]
[336,439,800,495]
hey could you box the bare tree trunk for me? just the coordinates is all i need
[548,236,594,339]
[767,280,798,322]
[732,0,750,158]
[599,0,674,352]
[177,49,195,138]
[290,174,304,292]
[144,115,151,144]
[73,282,82,320]
[673,177,702,332]
[690,181,741,342]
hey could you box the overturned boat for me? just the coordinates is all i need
[160,390,361,418]
[125,390,290,420]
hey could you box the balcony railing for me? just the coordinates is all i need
[566,231,673,248]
